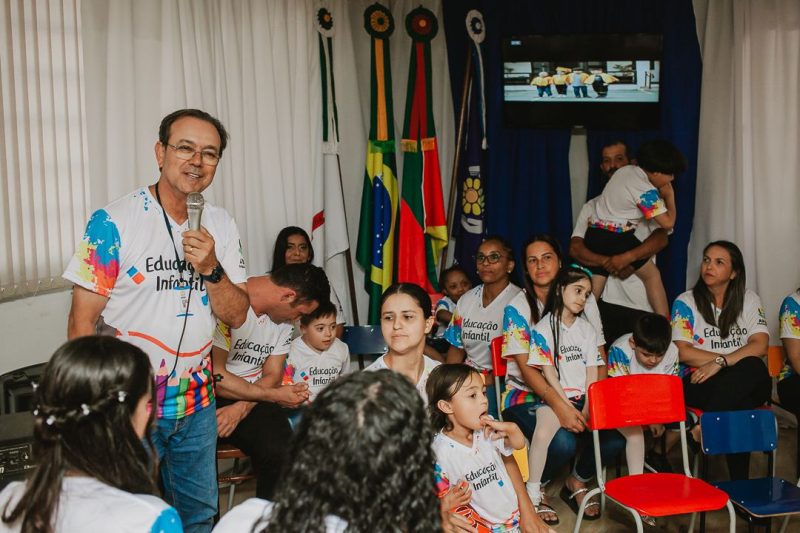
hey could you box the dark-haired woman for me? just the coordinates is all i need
[776,287,800,476]
[271,226,345,337]
[671,240,771,479]
[0,336,181,533]
[444,236,524,417]
[213,370,442,532]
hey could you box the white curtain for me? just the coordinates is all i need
[0,0,89,301]
[77,0,453,323]
[690,0,800,338]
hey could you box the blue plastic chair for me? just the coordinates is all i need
[700,410,800,532]
[342,325,387,370]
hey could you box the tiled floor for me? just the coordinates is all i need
[219,406,800,532]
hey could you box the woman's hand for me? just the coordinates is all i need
[481,417,525,449]
[690,360,723,384]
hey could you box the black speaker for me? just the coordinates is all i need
[1,362,45,415]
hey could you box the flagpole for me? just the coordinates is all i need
[335,153,361,326]
[440,50,473,269]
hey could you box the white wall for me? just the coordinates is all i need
[0,290,71,375]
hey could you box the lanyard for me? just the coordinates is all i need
[154,182,186,279]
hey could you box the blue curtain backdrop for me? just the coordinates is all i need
[442,0,701,303]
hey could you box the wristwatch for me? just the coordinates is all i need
[201,262,225,283]
[713,355,728,368]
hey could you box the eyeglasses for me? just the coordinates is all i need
[476,252,505,264]
[165,143,221,166]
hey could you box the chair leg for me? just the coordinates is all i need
[688,512,697,532]
[573,487,601,533]
[779,514,790,533]
[624,506,644,533]
[726,500,736,533]
[227,483,236,513]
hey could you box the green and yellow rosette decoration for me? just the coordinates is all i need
[356,3,399,323]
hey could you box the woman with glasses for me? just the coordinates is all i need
[270,226,346,338]
[444,236,523,417]
[497,234,623,524]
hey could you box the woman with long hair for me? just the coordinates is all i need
[672,240,771,479]
[0,336,180,533]
[444,236,523,417]
[271,226,345,337]
[776,285,800,476]
[213,370,442,532]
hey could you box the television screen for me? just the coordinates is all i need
[502,34,662,129]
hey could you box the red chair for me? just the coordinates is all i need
[575,375,735,533]
[489,336,506,420]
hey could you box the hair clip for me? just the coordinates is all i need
[46,415,56,426]
[81,403,91,416]
[117,391,127,403]
[569,263,593,278]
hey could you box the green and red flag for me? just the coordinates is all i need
[356,3,399,324]
[397,6,447,293]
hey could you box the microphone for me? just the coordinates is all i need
[186,192,204,231]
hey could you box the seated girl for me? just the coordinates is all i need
[0,336,181,533]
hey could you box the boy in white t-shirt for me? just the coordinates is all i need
[285,301,350,403]
[608,313,680,486]
[578,140,686,317]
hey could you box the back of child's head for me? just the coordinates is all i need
[635,139,687,175]
[265,369,439,532]
[299,300,338,326]
[426,364,483,432]
[380,283,432,319]
[4,336,157,531]
[631,313,672,355]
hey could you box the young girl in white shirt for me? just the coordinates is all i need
[526,266,606,519]
[0,336,180,533]
[427,364,552,533]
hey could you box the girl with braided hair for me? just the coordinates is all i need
[213,369,442,532]
[0,335,180,533]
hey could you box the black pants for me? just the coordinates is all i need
[683,356,772,479]
[597,299,649,349]
[777,373,800,416]
[217,399,293,499]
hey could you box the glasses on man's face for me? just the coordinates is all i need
[165,143,221,166]
[476,252,504,264]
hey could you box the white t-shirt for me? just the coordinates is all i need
[432,431,519,530]
[589,165,667,232]
[573,198,657,312]
[528,313,603,398]
[365,354,441,402]
[607,333,679,377]
[285,337,350,401]
[671,289,769,355]
[0,477,181,533]
[502,292,605,393]
[213,498,347,533]
[778,291,800,381]
[434,296,456,339]
[212,306,293,383]
[62,187,247,419]
[444,284,522,370]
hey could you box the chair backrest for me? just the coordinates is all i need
[490,336,507,377]
[587,374,685,431]
[767,345,785,378]
[342,325,387,355]
[699,409,778,455]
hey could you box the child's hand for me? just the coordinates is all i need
[648,424,666,438]
[441,479,472,510]
[273,382,309,408]
[480,416,525,449]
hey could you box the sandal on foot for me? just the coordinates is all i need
[534,502,560,526]
[559,485,601,521]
